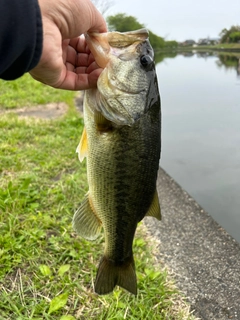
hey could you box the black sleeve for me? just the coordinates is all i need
[0,0,43,80]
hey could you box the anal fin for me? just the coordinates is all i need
[72,193,102,240]
[145,189,161,220]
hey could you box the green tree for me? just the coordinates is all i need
[229,31,240,43]
[164,40,178,48]
[148,31,165,49]
[107,13,144,32]
[219,25,240,43]
[106,13,165,49]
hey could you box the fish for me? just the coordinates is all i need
[73,28,161,295]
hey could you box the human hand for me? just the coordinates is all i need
[30,0,107,90]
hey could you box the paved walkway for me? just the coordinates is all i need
[144,167,240,320]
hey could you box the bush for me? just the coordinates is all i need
[229,31,240,43]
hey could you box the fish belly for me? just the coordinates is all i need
[83,93,160,294]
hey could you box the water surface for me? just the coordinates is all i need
[156,52,240,242]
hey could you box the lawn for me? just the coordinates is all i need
[0,75,195,319]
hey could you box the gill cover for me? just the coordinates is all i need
[85,29,159,126]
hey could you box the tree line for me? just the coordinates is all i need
[219,25,240,43]
[106,13,240,48]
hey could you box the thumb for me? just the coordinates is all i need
[38,0,107,39]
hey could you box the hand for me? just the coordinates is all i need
[30,0,107,90]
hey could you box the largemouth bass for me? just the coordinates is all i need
[73,29,161,295]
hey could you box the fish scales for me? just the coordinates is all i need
[73,29,161,295]
[85,98,160,256]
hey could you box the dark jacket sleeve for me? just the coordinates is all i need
[0,0,43,80]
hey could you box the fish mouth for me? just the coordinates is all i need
[85,29,153,126]
[85,29,149,68]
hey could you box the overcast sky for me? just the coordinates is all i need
[103,0,240,42]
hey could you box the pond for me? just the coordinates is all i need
[156,51,240,242]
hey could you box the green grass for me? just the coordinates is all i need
[0,76,196,319]
[214,43,240,49]
[0,74,75,109]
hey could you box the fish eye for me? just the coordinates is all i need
[140,55,153,67]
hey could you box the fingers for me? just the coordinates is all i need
[32,13,105,91]
[35,0,107,90]
[55,36,103,90]
[55,68,102,90]
[65,36,102,79]
[69,36,89,54]
[66,37,95,68]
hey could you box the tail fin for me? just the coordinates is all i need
[94,256,137,295]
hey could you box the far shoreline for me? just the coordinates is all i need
[156,45,240,56]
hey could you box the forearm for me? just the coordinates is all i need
[0,0,43,80]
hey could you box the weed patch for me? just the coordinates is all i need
[0,76,196,319]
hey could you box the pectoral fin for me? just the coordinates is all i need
[145,190,161,220]
[72,193,102,240]
[76,127,88,162]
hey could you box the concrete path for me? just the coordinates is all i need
[144,167,240,320]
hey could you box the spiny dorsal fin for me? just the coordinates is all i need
[76,127,88,162]
[72,193,102,240]
[145,189,161,220]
